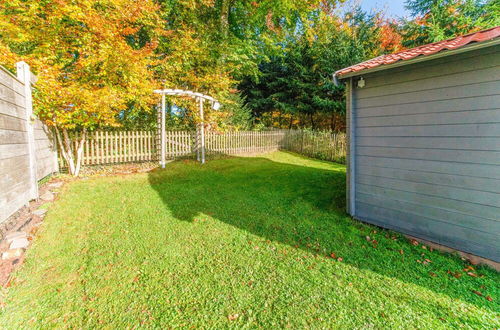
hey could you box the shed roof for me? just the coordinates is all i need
[335,26,500,79]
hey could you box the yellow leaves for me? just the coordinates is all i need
[0,43,19,70]
[0,0,165,130]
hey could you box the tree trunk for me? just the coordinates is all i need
[220,0,232,36]
[330,112,337,131]
[55,127,86,176]
[288,115,293,129]
[74,128,86,176]
[309,113,315,130]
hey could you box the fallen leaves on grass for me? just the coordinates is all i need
[228,314,239,321]
[472,291,494,302]
[365,236,378,248]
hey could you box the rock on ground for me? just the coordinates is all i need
[4,231,27,243]
[48,182,63,189]
[2,249,24,260]
[9,238,29,250]
[40,191,54,201]
[33,209,47,217]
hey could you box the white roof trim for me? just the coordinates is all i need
[154,89,217,102]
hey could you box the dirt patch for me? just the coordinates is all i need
[75,162,158,177]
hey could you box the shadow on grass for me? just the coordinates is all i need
[147,153,498,311]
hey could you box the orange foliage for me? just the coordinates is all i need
[0,0,163,130]
[379,22,404,53]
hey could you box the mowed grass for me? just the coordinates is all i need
[1,152,498,328]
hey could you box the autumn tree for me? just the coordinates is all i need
[0,0,163,175]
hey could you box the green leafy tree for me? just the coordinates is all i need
[240,6,396,130]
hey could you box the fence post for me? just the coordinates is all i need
[199,98,206,164]
[160,95,166,168]
[16,61,38,201]
[300,129,304,154]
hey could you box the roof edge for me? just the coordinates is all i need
[335,37,500,81]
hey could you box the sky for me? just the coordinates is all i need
[359,0,410,18]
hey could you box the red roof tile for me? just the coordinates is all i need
[336,26,500,77]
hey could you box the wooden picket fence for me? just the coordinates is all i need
[59,129,346,167]
[60,131,157,167]
[163,130,195,159]
[281,130,347,163]
[204,130,284,156]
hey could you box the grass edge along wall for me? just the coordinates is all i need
[342,44,500,262]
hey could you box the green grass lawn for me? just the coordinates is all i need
[1,152,498,328]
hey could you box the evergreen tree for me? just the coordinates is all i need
[402,0,499,47]
[240,7,394,130]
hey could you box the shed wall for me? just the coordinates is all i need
[350,45,500,261]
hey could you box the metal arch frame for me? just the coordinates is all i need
[154,89,221,168]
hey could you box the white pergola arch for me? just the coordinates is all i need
[154,89,221,168]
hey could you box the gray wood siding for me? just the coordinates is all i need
[0,65,58,223]
[351,46,500,261]
[34,119,58,180]
[0,67,31,222]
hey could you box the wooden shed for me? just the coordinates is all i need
[334,27,500,262]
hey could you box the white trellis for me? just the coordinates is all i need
[154,89,221,167]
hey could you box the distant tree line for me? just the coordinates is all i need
[238,0,499,130]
